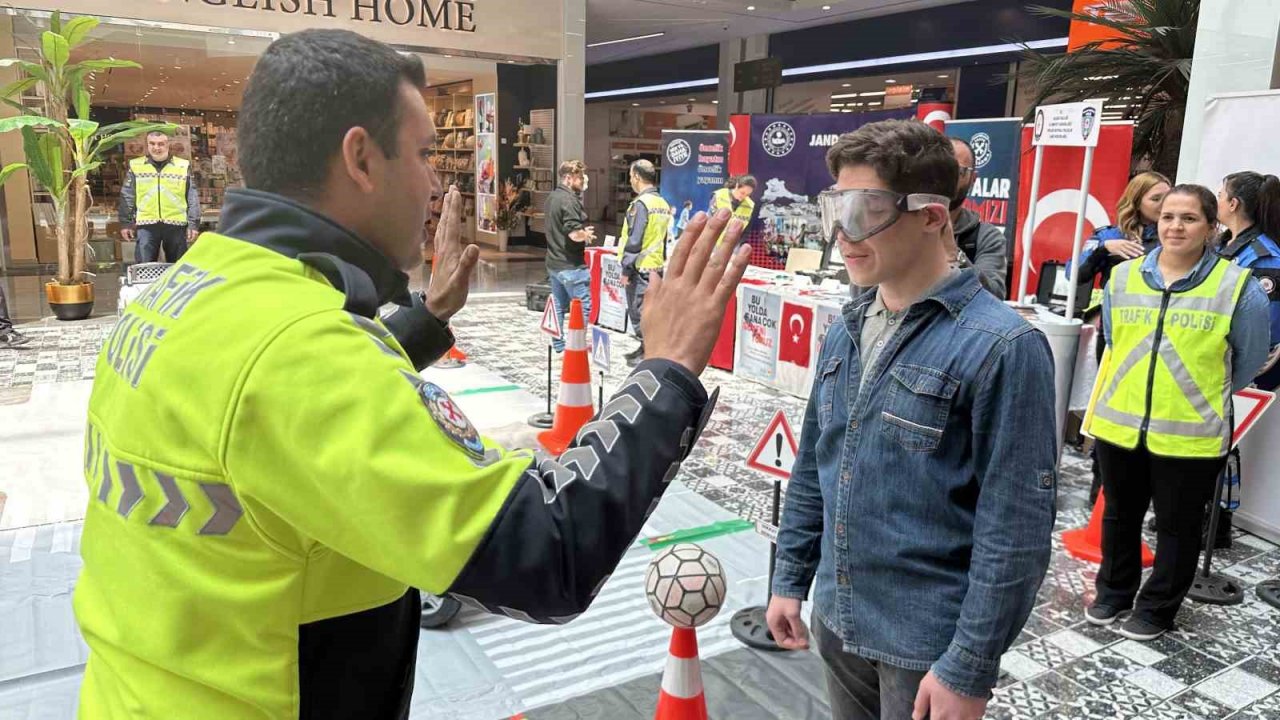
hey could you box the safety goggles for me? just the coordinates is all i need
[817,189,951,244]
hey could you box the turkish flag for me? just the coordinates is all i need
[778,303,814,369]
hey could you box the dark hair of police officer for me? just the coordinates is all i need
[1225,171,1280,239]
[826,120,958,199]
[631,159,657,185]
[734,175,757,190]
[238,29,426,200]
[1165,184,1220,228]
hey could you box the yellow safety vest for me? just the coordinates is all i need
[76,233,530,718]
[711,187,754,244]
[1088,257,1250,458]
[618,191,673,271]
[130,156,190,226]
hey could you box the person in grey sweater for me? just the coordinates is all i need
[948,137,1008,299]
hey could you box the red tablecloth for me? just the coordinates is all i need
[586,247,609,326]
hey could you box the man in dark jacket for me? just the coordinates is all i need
[544,159,596,351]
[949,137,1007,299]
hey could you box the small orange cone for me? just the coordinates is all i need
[1063,489,1155,568]
[538,298,594,455]
[654,627,707,720]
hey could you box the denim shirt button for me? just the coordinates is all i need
[850,420,859,430]
[841,471,851,482]
[836,523,846,536]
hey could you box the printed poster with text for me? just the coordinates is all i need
[596,254,630,334]
[660,129,729,254]
[736,286,782,384]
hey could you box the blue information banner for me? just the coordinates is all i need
[943,118,1023,242]
[660,130,729,242]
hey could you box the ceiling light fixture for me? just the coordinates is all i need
[585,77,718,100]
[781,37,1068,79]
[842,83,851,87]
[227,38,236,45]
[885,79,897,84]
[747,5,756,10]
[859,91,885,97]
[937,74,949,78]
[822,4,832,9]
[830,93,858,100]
[631,102,640,107]
[586,32,666,49]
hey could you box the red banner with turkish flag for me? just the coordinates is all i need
[916,103,953,133]
[729,114,751,177]
[1011,123,1134,301]
[1069,0,1127,51]
[778,302,814,369]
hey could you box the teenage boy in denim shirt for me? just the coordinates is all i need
[766,120,1059,720]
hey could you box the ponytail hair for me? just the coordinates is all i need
[1225,171,1280,239]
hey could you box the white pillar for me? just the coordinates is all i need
[558,0,586,166]
[1177,0,1280,183]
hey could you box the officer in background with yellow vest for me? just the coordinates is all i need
[118,130,201,264]
[618,159,673,366]
[1083,184,1269,643]
[76,30,751,719]
[711,175,756,234]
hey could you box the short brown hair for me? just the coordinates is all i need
[826,120,958,198]
[559,160,585,180]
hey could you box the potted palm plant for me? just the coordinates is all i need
[0,12,173,320]
[1018,0,1199,177]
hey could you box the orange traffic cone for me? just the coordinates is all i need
[655,627,707,720]
[537,298,594,455]
[1063,489,1155,568]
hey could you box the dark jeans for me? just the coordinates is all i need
[0,281,12,333]
[1095,441,1225,627]
[136,224,189,264]
[813,611,927,720]
[625,269,650,340]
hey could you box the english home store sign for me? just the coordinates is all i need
[13,0,561,58]
[188,0,476,33]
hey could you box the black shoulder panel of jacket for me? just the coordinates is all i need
[380,291,456,371]
[445,359,716,624]
[296,252,381,318]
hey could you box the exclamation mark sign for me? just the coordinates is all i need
[774,433,784,467]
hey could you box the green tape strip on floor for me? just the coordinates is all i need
[453,385,523,397]
[638,519,755,551]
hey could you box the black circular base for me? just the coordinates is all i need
[1258,581,1280,611]
[420,593,462,629]
[49,300,94,321]
[1188,573,1245,606]
[730,606,785,651]
[528,412,554,429]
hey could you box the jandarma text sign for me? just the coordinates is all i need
[185,0,478,32]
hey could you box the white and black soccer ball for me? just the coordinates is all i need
[645,543,728,629]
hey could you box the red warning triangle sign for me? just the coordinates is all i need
[1233,388,1276,448]
[539,296,563,340]
[746,410,799,481]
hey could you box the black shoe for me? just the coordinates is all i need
[1085,604,1124,626]
[1117,616,1168,642]
[0,330,31,349]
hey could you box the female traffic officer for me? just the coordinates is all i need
[1084,185,1269,643]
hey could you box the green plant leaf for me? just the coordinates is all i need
[0,77,37,99]
[21,126,56,191]
[61,17,99,49]
[0,115,63,134]
[69,161,101,180]
[38,130,65,200]
[0,97,31,115]
[75,88,90,120]
[75,58,140,72]
[19,61,49,84]
[41,31,70,72]
[49,10,61,36]
[68,118,98,145]
[0,162,27,187]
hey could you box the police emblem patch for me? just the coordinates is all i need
[419,381,486,461]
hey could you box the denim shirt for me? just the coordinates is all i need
[772,269,1058,699]
[1101,247,1271,393]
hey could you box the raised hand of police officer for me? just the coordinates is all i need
[641,209,751,375]
[425,186,481,322]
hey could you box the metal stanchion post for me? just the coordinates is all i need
[730,477,785,651]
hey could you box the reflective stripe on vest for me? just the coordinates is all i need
[618,192,673,271]
[1090,257,1249,457]
[132,156,189,226]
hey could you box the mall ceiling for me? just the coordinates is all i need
[585,0,974,64]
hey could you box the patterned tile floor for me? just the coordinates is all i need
[4,299,1280,719]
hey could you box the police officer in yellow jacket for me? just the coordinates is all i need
[710,175,756,237]
[76,29,751,719]
[619,159,672,365]
[118,130,201,263]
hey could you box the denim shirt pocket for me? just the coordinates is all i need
[881,364,960,453]
[817,357,843,430]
